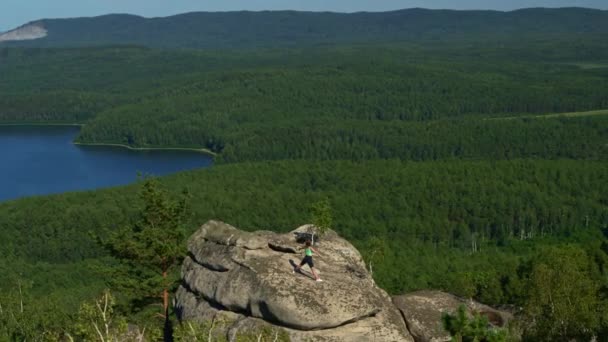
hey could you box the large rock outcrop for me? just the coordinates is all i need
[174,220,413,341]
[392,291,512,342]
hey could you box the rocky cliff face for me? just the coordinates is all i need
[0,22,47,42]
[175,221,510,341]
[175,220,413,341]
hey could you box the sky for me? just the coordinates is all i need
[1,0,607,31]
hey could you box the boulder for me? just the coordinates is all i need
[175,220,413,341]
[392,290,512,342]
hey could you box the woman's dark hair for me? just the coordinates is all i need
[305,240,312,247]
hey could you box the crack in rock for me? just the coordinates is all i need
[181,284,383,332]
[188,252,230,272]
[267,242,298,254]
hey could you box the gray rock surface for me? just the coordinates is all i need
[0,22,47,42]
[175,220,413,341]
[392,290,512,342]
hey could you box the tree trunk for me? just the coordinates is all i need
[162,270,174,341]
[162,271,169,314]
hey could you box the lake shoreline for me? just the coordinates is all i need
[0,122,85,127]
[0,126,214,201]
[74,142,217,156]
[0,123,217,156]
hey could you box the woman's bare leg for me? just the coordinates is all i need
[310,267,320,280]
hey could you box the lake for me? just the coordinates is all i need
[0,125,213,202]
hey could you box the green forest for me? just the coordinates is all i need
[1,9,608,340]
[1,160,607,340]
[1,45,607,165]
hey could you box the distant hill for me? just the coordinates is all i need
[1,7,607,49]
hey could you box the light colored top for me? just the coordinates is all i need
[305,247,313,257]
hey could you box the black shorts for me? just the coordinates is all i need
[300,255,314,268]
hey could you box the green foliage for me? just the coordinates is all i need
[442,305,509,342]
[446,271,505,304]
[310,198,333,236]
[1,159,607,298]
[173,319,290,342]
[364,236,388,276]
[77,64,608,162]
[98,178,189,315]
[520,246,606,340]
[0,281,66,341]
[69,290,160,341]
[71,290,127,341]
[2,44,608,164]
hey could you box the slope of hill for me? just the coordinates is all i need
[1,45,607,163]
[1,7,607,48]
[0,22,47,42]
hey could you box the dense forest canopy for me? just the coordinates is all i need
[1,159,607,339]
[1,44,607,163]
[0,7,607,340]
[2,159,607,272]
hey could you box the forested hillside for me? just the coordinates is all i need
[1,160,607,339]
[2,8,608,48]
[1,45,607,163]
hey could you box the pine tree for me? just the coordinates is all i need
[99,178,190,320]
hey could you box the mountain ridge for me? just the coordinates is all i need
[1,7,607,49]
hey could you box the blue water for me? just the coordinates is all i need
[0,126,213,202]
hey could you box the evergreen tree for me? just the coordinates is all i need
[99,178,189,320]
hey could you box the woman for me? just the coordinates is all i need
[293,240,323,282]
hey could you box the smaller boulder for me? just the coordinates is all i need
[392,291,512,342]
